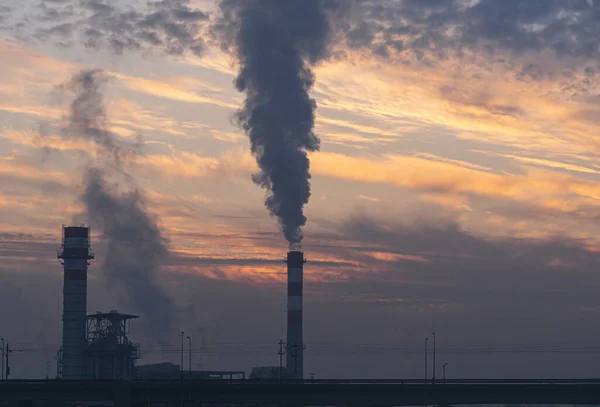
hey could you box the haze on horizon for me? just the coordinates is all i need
[2,0,600,380]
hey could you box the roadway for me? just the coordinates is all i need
[2,379,600,406]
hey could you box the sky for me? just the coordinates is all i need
[2,0,600,379]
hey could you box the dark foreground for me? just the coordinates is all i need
[2,379,600,407]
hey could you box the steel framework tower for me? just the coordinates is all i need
[86,310,140,380]
[285,250,305,379]
[57,225,94,379]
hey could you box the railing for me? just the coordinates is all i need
[4,378,600,385]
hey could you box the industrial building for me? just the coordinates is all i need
[250,366,293,380]
[56,225,140,380]
[86,310,140,380]
[55,224,248,381]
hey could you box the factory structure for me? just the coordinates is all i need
[55,225,308,380]
[56,225,140,380]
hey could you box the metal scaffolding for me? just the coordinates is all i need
[85,310,140,380]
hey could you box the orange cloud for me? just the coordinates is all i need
[420,193,472,211]
[310,151,600,214]
[314,52,600,158]
[133,148,256,179]
[109,72,240,109]
[1,128,96,153]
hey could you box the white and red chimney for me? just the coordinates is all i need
[286,250,305,379]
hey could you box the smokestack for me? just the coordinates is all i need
[57,225,94,379]
[286,250,305,379]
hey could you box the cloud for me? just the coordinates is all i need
[326,213,600,307]
[420,193,471,212]
[20,0,209,57]
[133,148,256,180]
[499,153,600,176]
[126,145,600,229]
[310,151,600,217]
[110,72,239,108]
[356,194,380,202]
[335,1,600,66]
[313,54,600,158]
[0,155,68,185]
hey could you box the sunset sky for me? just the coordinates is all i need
[2,0,600,379]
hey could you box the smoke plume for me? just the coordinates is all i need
[214,0,339,248]
[60,69,175,343]
[58,69,137,165]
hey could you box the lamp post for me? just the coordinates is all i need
[180,331,184,382]
[278,340,286,383]
[187,336,192,380]
[424,336,429,407]
[1,338,4,381]
[424,337,429,382]
[432,332,436,385]
[443,363,448,383]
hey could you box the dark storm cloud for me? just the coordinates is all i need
[35,2,75,22]
[0,5,10,25]
[60,69,176,343]
[213,0,343,247]
[5,1,600,68]
[319,214,600,315]
[26,0,208,56]
[337,0,600,64]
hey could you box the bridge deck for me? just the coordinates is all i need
[1,379,600,406]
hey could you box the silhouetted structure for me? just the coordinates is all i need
[86,310,140,380]
[250,366,292,380]
[286,251,306,379]
[135,362,244,380]
[57,225,94,379]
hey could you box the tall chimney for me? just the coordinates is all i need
[286,250,305,379]
[58,225,94,379]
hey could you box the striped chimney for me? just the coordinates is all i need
[58,225,94,379]
[286,250,305,379]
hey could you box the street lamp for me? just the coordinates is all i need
[180,331,185,382]
[1,338,4,381]
[424,337,429,382]
[443,363,448,383]
[432,332,436,385]
[187,336,192,381]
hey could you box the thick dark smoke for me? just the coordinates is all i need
[215,0,339,248]
[60,69,175,344]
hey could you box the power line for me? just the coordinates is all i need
[12,337,600,358]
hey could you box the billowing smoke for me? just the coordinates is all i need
[60,69,175,344]
[214,0,339,249]
[58,69,138,166]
